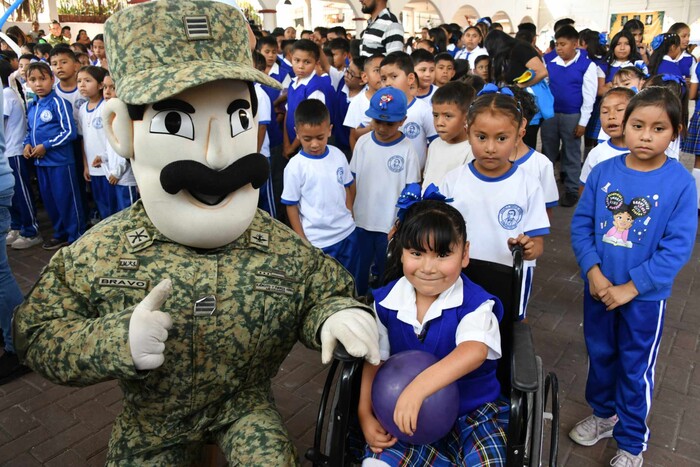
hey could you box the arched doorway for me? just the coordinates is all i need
[451,4,480,28]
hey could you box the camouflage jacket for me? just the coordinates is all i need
[14,201,367,451]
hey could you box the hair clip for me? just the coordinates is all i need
[598,32,608,46]
[396,183,453,221]
[477,83,515,97]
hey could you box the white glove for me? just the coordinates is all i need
[128,279,174,370]
[320,308,380,365]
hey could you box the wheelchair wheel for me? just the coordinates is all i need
[524,356,544,466]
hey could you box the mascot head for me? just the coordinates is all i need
[103,0,280,249]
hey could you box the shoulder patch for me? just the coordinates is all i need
[124,227,152,251]
[249,230,269,248]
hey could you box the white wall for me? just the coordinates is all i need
[4,21,105,42]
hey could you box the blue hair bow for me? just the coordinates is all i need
[477,17,491,27]
[634,62,648,75]
[598,32,608,46]
[650,34,664,51]
[396,183,453,221]
[477,83,515,97]
[661,74,682,84]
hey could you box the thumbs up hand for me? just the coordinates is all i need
[128,279,174,370]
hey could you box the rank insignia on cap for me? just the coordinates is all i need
[184,15,212,40]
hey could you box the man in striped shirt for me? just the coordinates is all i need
[359,0,404,57]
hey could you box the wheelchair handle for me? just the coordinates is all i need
[333,342,364,362]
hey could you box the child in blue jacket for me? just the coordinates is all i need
[23,62,85,249]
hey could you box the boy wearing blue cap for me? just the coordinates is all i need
[350,86,421,296]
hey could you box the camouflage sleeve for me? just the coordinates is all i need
[13,248,144,386]
[299,249,372,350]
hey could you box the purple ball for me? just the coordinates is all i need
[371,350,460,445]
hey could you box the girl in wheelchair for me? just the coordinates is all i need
[358,192,510,466]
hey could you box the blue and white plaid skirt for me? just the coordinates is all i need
[681,107,700,156]
[363,397,509,466]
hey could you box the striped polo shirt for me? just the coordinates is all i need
[359,7,404,57]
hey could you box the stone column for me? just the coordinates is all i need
[259,9,277,31]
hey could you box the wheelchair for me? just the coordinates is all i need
[305,246,560,466]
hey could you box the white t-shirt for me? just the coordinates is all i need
[665,138,680,160]
[350,132,421,233]
[401,97,438,170]
[415,84,437,103]
[281,145,355,248]
[440,162,550,266]
[104,140,137,186]
[78,99,107,177]
[54,83,87,124]
[254,83,272,158]
[343,88,372,130]
[422,138,473,188]
[580,139,628,185]
[514,147,558,207]
[374,276,500,361]
[3,87,27,156]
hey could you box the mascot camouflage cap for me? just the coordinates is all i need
[104,0,281,105]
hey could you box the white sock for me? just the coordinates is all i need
[693,169,700,210]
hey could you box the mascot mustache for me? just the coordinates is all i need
[160,153,269,206]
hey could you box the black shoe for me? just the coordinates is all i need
[0,352,31,385]
[560,192,580,207]
[42,238,69,250]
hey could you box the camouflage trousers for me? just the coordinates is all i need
[105,405,299,466]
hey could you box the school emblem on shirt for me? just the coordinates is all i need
[403,122,421,139]
[40,110,53,122]
[75,98,87,110]
[498,204,523,230]
[93,117,103,129]
[387,155,405,173]
[336,167,345,184]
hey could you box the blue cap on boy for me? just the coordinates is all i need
[365,87,408,122]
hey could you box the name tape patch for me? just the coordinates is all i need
[97,277,149,290]
[254,283,294,295]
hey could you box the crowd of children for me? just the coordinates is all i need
[1,40,138,251]
[2,14,700,467]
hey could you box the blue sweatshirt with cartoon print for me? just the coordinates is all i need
[23,90,77,166]
[571,155,697,300]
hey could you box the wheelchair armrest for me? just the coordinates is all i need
[510,321,539,392]
[333,343,365,362]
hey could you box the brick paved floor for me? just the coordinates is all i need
[1,178,699,466]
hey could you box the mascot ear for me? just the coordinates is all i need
[104,98,134,159]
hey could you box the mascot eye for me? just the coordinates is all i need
[150,111,195,140]
[230,109,252,137]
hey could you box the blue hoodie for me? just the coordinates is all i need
[23,89,77,166]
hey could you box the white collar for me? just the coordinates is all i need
[292,70,317,89]
[268,62,280,76]
[552,49,581,66]
[379,276,463,332]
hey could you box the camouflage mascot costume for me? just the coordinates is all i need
[13,1,380,465]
